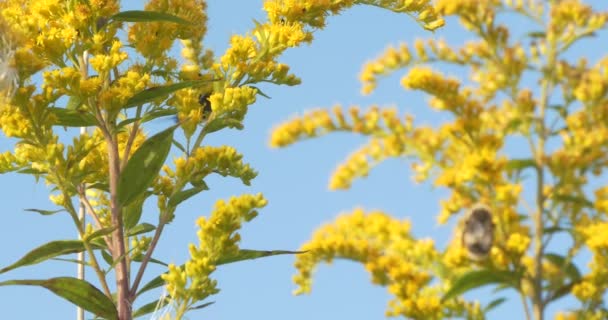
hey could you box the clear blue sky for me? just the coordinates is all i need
[1,1,607,319]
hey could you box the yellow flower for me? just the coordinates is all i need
[506,233,531,255]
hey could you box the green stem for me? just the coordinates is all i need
[63,192,112,297]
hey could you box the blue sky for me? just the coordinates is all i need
[1,1,607,319]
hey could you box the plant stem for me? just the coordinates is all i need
[532,28,556,320]
[77,181,85,320]
[520,291,532,320]
[105,131,131,320]
[129,221,165,297]
[64,194,113,297]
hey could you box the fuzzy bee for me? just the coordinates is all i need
[461,204,494,261]
[198,92,212,120]
[173,92,212,124]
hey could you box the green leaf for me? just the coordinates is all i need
[506,158,536,172]
[88,182,110,192]
[66,96,82,110]
[133,298,170,318]
[101,250,114,266]
[484,297,507,312]
[552,194,593,207]
[131,255,168,267]
[216,249,305,265]
[110,10,191,25]
[172,138,187,153]
[17,168,45,175]
[24,208,64,216]
[442,270,519,302]
[141,108,178,123]
[48,107,97,127]
[249,86,271,99]
[0,240,100,274]
[0,277,117,319]
[136,249,303,297]
[118,109,178,128]
[123,194,146,230]
[547,281,578,303]
[544,253,581,280]
[117,125,176,206]
[127,223,156,237]
[84,226,116,242]
[168,185,208,208]
[51,257,91,266]
[203,118,244,134]
[123,81,210,109]
[527,31,546,38]
[189,301,215,310]
[543,226,570,234]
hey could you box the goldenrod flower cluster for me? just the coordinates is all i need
[129,0,208,60]
[271,1,608,318]
[293,209,485,319]
[162,194,267,312]
[155,145,257,205]
[264,0,443,31]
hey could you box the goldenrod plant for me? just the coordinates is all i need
[271,1,608,319]
[0,0,443,319]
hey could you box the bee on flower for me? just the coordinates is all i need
[461,204,494,261]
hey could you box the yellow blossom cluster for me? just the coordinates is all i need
[294,208,486,319]
[129,0,208,60]
[263,0,443,31]
[155,145,257,200]
[269,1,608,318]
[162,194,267,310]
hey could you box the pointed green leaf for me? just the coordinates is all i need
[136,249,303,297]
[544,253,581,280]
[51,257,91,266]
[547,281,578,303]
[0,240,101,274]
[543,226,570,234]
[552,194,593,207]
[84,226,116,242]
[172,138,187,153]
[127,223,156,237]
[49,107,97,127]
[66,96,82,110]
[17,168,45,175]
[88,182,109,192]
[527,31,546,38]
[101,250,114,266]
[131,255,168,267]
[0,277,117,319]
[188,301,215,310]
[133,297,171,318]
[118,109,178,128]
[24,208,64,216]
[203,118,243,134]
[136,276,165,298]
[110,10,191,24]
[216,249,305,265]
[123,194,146,230]
[123,81,210,109]
[442,270,520,302]
[249,86,271,99]
[506,158,536,172]
[117,126,176,206]
[484,297,507,312]
[168,185,208,208]
[140,108,178,123]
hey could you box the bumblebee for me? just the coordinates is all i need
[173,92,212,124]
[198,92,212,120]
[461,204,494,261]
